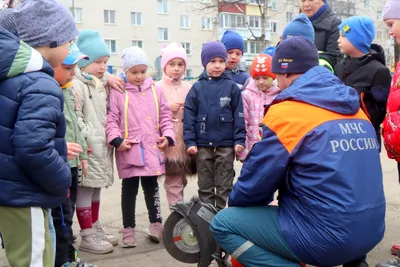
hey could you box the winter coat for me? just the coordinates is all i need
[0,29,71,208]
[73,69,114,188]
[184,71,246,149]
[383,61,400,161]
[226,62,251,90]
[106,77,175,179]
[312,6,342,67]
[229,66,385,266]
[335,44,391,131]
[156,75,196,177]
[239,79,280,159]
[62,84,88,168]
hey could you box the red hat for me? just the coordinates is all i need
[250,54,276,79]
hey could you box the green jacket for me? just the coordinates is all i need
[62,85,88,168]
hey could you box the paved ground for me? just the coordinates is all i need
[1,153,400,267]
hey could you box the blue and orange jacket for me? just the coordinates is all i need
[229,66,385,266]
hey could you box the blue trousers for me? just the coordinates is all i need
[210,206,301,267]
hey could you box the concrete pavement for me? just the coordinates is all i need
[1,153,399,267]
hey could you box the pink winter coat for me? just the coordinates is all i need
[239,79,280,159]
[106,77,175,179]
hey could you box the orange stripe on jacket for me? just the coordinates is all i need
[262,101,369,154]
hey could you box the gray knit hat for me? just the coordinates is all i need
[13,0,78,48]
[383,0,400,20]
[0,9,18,37]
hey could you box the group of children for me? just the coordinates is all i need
[0,0,395,266]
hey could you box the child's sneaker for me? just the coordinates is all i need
[119,227,136,248]
[79,229,113,255]
[62,261,97,267]
[93,221,118,246]
[376,257,400,267]
[146,222,163,243]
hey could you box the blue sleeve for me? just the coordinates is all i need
[228,124,289,207]
[231,84,246,146]
[13,80,71,197]
[184,84,198,148]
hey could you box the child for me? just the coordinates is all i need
[0,0,77,266]
[106,46,175,247]
[221,30,251,89]
[184,42,246,210]
[335,16,391,149]
[155,43,196,207]
[73,29,117,254]
[53,42,96,267]
[238,54,280,161]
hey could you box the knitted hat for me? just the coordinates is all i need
[221,30,244,53]
[122,46,148,72]
[272,36,319,74]
[13,0,78,48]
[263,46,276,56]
[63,42,89,66]
[383,0,400,20]
[77,30,110,68]
[161,42,187,71]
[283,13,315,41]
[250,54,276,79]
[0,9,18,37]
[201,42,227,68]
[339,16,375,54]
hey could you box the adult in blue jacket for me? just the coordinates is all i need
[210,37,385,267]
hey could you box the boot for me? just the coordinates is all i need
[93,221,118,246]
[79,229,113,255]
[146,222,163,243]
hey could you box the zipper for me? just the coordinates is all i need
[65,90,79,166]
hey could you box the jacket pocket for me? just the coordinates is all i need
[122,138,145,167]
[196,114,207,135]
[219,113,234,140]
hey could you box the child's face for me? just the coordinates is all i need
[45,41,71,68]
[226,49,243,69]
[254,76,273,92]
[84,56,109,78]
[165,58,185,80]
[54,63,77,86]
[385,19,400,44]
[206,57,226,78]
[126,65,148,86]
[337,32,356,55]
[300,0,325,18]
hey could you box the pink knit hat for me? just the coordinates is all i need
[160,42,187,71]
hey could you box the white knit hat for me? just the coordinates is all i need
[121,46,148,72]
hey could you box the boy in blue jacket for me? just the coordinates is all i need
[0,1,78,266]
[184,41,246,210]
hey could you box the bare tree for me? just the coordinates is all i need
[327,0,366,19]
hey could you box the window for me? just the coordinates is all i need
[377,11,382,20]
[186,69,193,78]
[132,40,143,48]
[244,41,261,54]
[181,42,191,55]
[180,15,190,28]
[202,17,213,30]
[286,12,294,23]
[158,28,169,41]
[131,12,142,26]
[268,21,277,33]
[268,0,277,10]
[364,0,370,9]
[104,10,115,24]
[220,14,246,29]
[69,8,82,23]
[158,0,168,14]
[104,39,116,53]
[248,16,260,28]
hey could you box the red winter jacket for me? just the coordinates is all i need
[383,62,400,161]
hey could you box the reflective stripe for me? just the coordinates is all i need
[231,240,254,260]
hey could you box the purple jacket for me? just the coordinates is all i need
[106,77,175,179]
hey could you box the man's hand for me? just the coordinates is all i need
[157,137,169,149]
[80,160,89,177]
[234,145,245,155]
[170,103,184,112]
[67,142,83,160]
[117,139,134,151]
[187,146,198,155]
[108,74,125,93]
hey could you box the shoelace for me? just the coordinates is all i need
[93,231,107,244]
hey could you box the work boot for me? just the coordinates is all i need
[146,222,163,243]
[79,229,113,255]
[93,221,118,246]
[119,227,136,248]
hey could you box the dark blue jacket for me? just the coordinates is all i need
[184,71,246,148]
[0,29,71,209]
[226,65,250,90]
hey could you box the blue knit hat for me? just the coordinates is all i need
[283,14,315,42]
[272,36,319,74]
[77,30,110,68]
[339,16,375,54]
[221,30,244,53]
[201,42,227,68]
[263,46,276,56]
